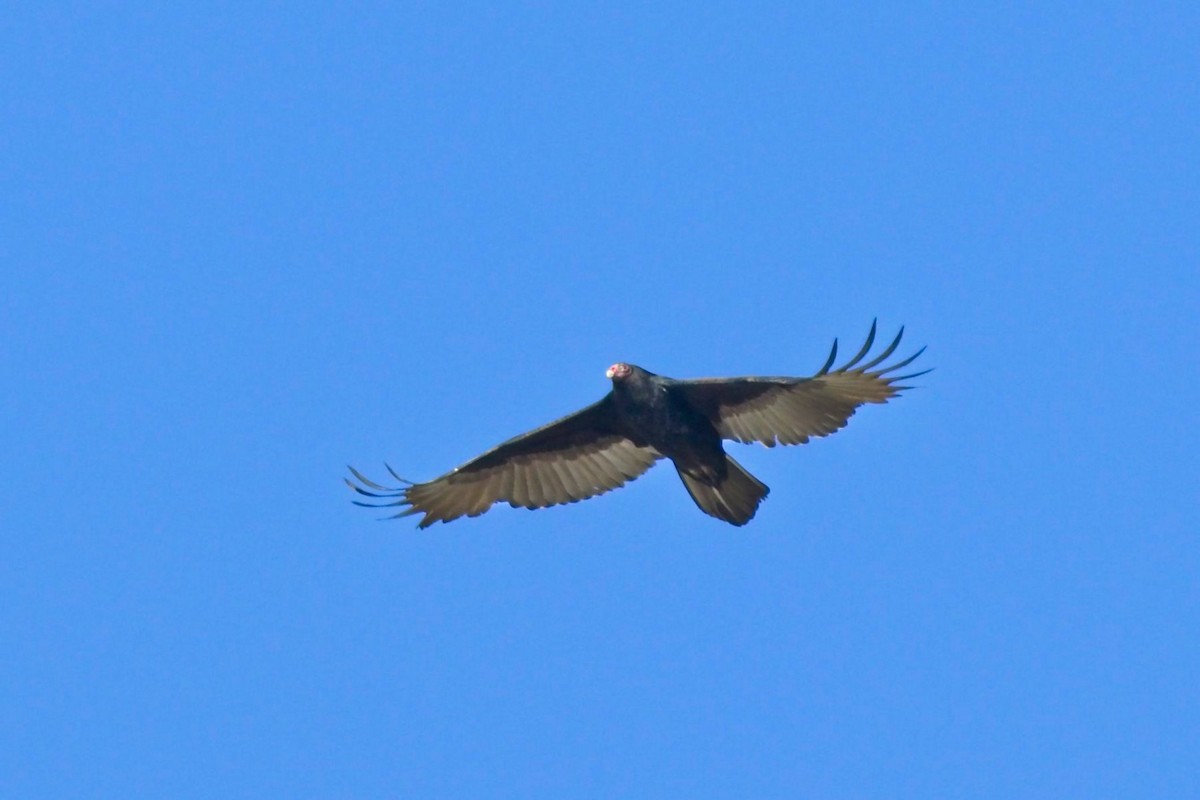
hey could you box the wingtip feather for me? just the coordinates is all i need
[816,338,839,376]
[838,319,879,371]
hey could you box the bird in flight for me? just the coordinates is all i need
[348,321,928,527]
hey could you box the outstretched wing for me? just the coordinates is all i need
[677,321,929,447]
[347,395,662,528]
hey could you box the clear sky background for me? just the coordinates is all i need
[3,3,1197,798]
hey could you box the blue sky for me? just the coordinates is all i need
[3,3,1197,797]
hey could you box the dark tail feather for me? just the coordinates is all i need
[675,454,769,526]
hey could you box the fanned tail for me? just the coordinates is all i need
[675,454,769,526]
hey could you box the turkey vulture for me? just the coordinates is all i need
[348,321,928,527]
